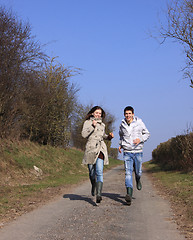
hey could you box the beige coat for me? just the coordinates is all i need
[81,117,109,165]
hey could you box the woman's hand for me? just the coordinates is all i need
[92,120,97,127]
[109,132,114,138]
[108,132,114,140]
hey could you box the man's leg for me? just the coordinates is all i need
[124,152,134,205]
[134,152,143,190]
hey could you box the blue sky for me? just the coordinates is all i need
[1,0,192,162]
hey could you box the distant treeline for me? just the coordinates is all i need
[152,132,193,172]
[0,6,118,159]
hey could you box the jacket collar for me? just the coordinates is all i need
[123,116,137,125]
[90,116,102,124]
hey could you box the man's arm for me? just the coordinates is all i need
[118,125,123,153]
[141,122,150,142]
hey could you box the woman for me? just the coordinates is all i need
[81,106,114,203]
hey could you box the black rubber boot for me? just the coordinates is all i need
[136,176,142,190]
[96,181,103,203]
[90,178,96,196]
[125,187,133,205]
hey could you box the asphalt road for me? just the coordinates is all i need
[0,165,186,240]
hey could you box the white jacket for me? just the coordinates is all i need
[119,116,150,152]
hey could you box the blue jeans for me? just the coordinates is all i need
[88,158,104,183]
[123,152,143,188]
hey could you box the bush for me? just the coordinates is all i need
[152,132,193,172]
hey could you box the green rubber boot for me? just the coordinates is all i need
[136,177,142,190]
[125,187,133,205]
[90,178,96,196]
[96,181,103,203]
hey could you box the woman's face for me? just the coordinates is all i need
[93,109,102,119]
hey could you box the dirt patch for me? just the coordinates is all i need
[145,170,193,240]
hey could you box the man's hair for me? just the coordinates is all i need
[124,106,134,114]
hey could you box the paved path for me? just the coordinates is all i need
[0,165,185,240]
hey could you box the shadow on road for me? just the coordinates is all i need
[103,192,130,205]
[63,192,132,206]
[63,194,97,206]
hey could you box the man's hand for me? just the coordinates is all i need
[133,138,140,145]
[118,146,122,153]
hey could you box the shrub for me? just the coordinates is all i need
[152,132,193,172]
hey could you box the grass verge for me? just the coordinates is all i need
[143,160,193,239]
[0,140,121,226]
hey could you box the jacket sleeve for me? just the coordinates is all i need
[103,133,109,140]
[119,125,123,146]
[81,120,95,138]
[103,133,113,141]
[102,123,113,141]
[140,121,150,142]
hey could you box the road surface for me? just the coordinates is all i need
[0,165,185,240]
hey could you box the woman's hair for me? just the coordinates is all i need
[86,106,106,120]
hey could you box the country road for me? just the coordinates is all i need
[0,165,186,240]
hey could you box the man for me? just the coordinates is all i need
[119,106,150,205]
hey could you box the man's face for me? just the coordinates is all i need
[124,110,134,123]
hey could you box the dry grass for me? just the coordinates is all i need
[143,161,193,239]
[0,139,121,227]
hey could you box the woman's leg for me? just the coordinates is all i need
[88,164,96,181]
[88,164,96,196]
[95,158,104,182]
[95,157,104,203]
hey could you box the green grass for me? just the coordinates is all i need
[143,160,193,223]
[0,140,121,220]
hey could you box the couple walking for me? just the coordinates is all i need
[81,106,150,205]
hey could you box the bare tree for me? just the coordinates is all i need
[21,59,79,147]
[0,6,80,146]
[155,0,193,88]
[103,110,116,152]
[0,6,46,138]
[71,104,91,150]
[109,148,118,160]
